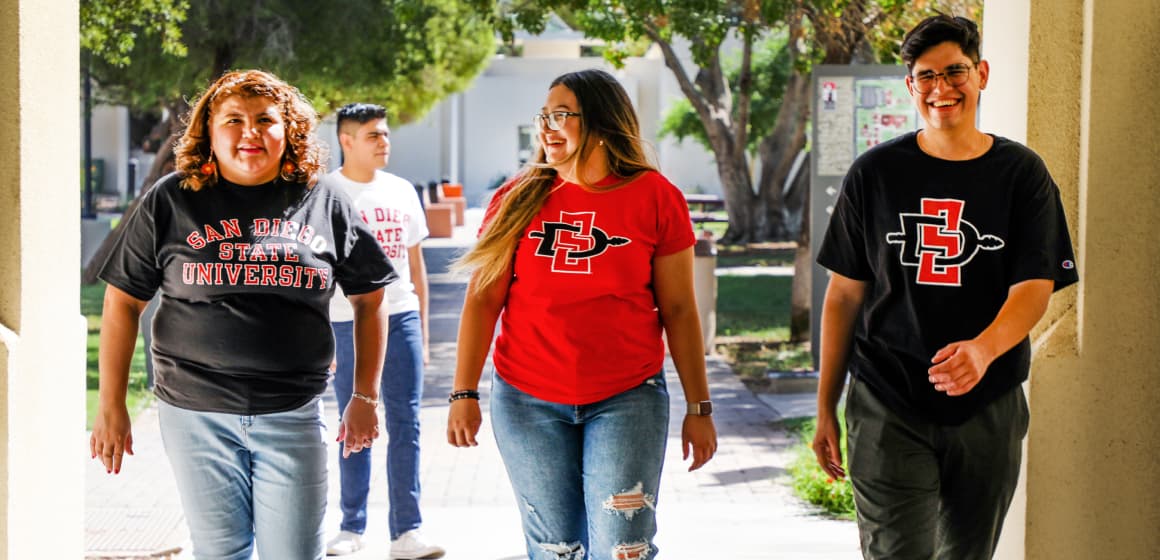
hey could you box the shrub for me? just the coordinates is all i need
[786,416,856,520]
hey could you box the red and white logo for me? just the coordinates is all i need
[885,198,1004,286]
[527,211,630,274]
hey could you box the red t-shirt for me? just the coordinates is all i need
[483,171,695,405]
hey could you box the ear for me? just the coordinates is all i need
[977,59,990,90]
[338,131,354,153]
[904,75,918,97]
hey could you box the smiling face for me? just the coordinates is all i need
[209,94,287,186]
[906,41,989,133]
[340,118,391,174]
[539,84,585,167]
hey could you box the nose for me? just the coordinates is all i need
[929,74,953,95]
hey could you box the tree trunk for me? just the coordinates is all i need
[789,153,812,343]
[754,71,810,241]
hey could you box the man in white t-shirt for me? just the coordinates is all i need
[325,103,444,559]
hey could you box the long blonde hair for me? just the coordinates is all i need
[457,69,657,291]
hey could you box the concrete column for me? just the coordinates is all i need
[0,0,86,558]
[1020,0,1160,558]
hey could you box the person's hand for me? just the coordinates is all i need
[928,339,994,396]
[90,402,134,474]
[681,415,717,471]
[811,412,845,480]
[446,398,482,447]
[338,399,380,459]
[423,345,431,366]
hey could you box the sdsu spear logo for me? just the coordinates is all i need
[528,211,630,274]
[886,198,1004,286]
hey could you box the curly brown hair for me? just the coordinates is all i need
[174,69,327,191]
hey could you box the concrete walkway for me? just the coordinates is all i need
[85,210,859,559]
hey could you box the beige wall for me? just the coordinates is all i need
[1018,0,1160,558]
[0,0,86,558]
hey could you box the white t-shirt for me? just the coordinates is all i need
[328,169,428,320]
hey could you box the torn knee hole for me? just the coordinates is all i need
[602,482,656,520]
[537,541,585,559]
[612,541,651,560]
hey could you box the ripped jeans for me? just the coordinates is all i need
[490,371,669,560]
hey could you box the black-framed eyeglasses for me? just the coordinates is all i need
[910,64,974,94]
[533,111,581,132]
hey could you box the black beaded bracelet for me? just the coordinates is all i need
[448,389,481,403]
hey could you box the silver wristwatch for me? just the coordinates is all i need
[686,400,713,416]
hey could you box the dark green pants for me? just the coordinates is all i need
[844,377,1029,560]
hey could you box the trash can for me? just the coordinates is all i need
[693,232,717,353]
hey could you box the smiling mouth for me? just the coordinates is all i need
[931,99,960,108]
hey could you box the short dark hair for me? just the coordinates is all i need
[900,14,981,72]
[335,103,387,136]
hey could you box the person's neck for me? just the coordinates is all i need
[916,128,992,161]
[340,164,376,184]
[557,156,611,186]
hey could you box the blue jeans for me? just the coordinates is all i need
[332,312,424,539]
[157,397,328,560]
[490,371,669,560]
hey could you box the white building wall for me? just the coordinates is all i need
[384,53,725,205]
[92,104,129,195]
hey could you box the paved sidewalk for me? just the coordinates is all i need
[85,210,859,559]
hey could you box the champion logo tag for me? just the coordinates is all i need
[1062,260,1075,270]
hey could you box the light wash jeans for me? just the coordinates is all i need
[157,397,328,560]
[490,371,669,560]
[331,312,424,539]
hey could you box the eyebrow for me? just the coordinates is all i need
[915,63,972,74]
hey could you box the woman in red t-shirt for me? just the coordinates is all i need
[446,68,717,559]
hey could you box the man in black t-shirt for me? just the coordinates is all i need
[814,15,1078,559]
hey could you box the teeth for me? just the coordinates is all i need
[933,100,958,107]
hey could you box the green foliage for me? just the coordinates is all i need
[84,0,495,123]
[787,415,856,519]
[659,32,792,154]
[81,0,189,67]
[82,281,151,430]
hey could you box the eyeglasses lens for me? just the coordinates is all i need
[914,66,971,93]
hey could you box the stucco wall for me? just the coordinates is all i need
[1022,0,1160,558]
[0,1,86,558]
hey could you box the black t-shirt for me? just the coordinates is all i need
[817,132,1078,425]
[99,173,397,414]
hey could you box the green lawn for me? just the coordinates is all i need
[82,281,152,430]
[716,274,793,340]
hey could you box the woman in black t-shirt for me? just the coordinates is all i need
[90,70,395,560]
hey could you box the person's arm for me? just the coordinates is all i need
[812,272,868,480]
[653,247,718,472]
[408,243,430,364]
[928,278,1053,396]
[341,287,388,458]
[91,284,150,474]
[446,269,511,448]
